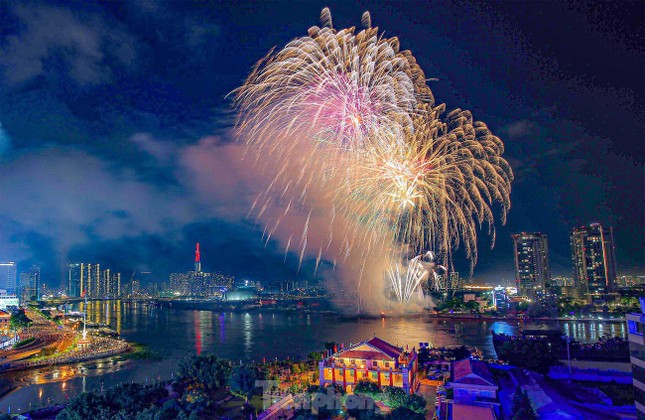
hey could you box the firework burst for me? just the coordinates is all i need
[233,8,513,306]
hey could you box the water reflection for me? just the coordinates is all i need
[0,302,627,413]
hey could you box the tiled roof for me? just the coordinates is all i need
[334,336,403,360]
[452,403,495,420]
[336,351,393,361]
[365,336,403,358]
[451,359,496,387]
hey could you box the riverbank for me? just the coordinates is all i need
[1,338,130,373]
[0,309,132,374]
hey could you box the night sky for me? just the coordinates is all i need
[1,0,643,288]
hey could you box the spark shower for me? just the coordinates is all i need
[233,8,513,308]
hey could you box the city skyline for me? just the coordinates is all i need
[0,1,643,289]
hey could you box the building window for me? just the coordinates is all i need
[373,361,378,367]
[350,359,355,365]
[384,362,390,368]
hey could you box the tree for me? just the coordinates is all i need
[354,379,380,399]
[511,387,538,420]
[177,354,231,391]
[465,300,480,312]
[291,363,301,375]
[307,351,322,362]
[382,386,407,409]
[105,383,168,415]
[405,394,426,414]
[387,407,425,420]
[452,345,471,361]
[9,310,32,330]
[230,364,263,401]
[56,392,110,419]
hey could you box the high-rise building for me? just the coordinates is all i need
[512,232,550,299]
[68,262,120,298]
[169,243,234,297]
[19,265,41,302]
[80,263,95,297]
[449,272,461,291]
[0,262,17,295]
[626,297,645,417]
[67,262,82,297]
[195,243,202,273]
[131,279,141,295]
[571,223,617,301]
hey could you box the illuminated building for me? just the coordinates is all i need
[571,223,617,301]
[131,279,141,295]
[169,243,234,297]
[222,285,257,301]
[0,310,10,335]
[0,262,17,295]
[512,232,550,299]
[627,297,645,417]
[444,358,499,419]
[492,286,509,310]
[449,272,462,291]
[319,336,418,394]
[67,262,82,297]
[68,262,121,298]
[195,243,202,273]
[19,265,40,302]
[0,291,19,310]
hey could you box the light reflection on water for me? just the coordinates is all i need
[0,300,626,413]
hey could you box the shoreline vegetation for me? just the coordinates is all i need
[115,342,162,362]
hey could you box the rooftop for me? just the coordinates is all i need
[451,359,497,387]
[326,336,416,367]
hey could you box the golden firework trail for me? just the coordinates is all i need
[233,8,513,304]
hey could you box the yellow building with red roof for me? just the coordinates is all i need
[0,310,10,335]
[318,336,418,394]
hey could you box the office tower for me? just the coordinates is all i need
[571,223,617,301]
[0,262,17,295]
[626,297,645,417]
[19,265,41,302]
[512,232,550,299]
[132,279,140,295]
[449,272,461,291]
[67,263,82,297]
[79,263,100,297]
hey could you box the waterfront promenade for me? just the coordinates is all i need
[0,309,129,373]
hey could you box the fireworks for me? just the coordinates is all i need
[233,8,513,306]
[387,255,428,303]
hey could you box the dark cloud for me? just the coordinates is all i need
[1,3,139,86]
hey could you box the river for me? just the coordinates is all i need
[0,300,627,413]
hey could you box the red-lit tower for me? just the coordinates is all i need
[195,243,202,273]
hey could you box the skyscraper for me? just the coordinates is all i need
[449,272,461,291]
[195,243,202,273]
[0,262,17,295]
[512,232,550,299]
[571,223,617,301]
[19,265,41,302]
[67,262,82,297]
